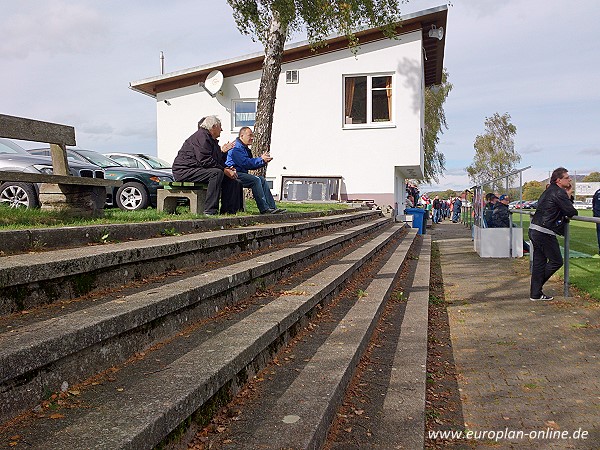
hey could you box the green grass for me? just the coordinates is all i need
[513,209,600,300]
[0,200,350,230]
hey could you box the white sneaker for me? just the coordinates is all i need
[530,293,553,301]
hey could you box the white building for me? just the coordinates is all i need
[130,6,448,216]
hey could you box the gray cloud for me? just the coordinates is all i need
[0,1,108,59]
[578,147,600,155]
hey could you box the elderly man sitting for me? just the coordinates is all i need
[172,116,243,215]
[225,126,285,214]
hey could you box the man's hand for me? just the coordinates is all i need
[221,141,235,153]
[224,167,238,179]
[261,151,273,163]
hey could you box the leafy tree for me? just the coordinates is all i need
[227,1,406,174]
[466,112,520,190]
[582,171,600,182]
[522,180,544,201]
[423,69,452,183]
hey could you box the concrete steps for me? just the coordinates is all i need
[0,214,431,450]
[0,210,379,315]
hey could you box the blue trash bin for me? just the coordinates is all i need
[405,207,426,235]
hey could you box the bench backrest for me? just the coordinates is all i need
[0,114,74,176]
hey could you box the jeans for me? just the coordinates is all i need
[432,208,441,223]
[529,228,563,298]
[237,172,276,213]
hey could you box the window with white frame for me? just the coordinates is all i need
[286,70,299,84]
[343,74,393,126]
[232,100,257,129]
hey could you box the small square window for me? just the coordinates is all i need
[286,70,299,84]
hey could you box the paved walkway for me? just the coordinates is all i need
[431,220,600,449]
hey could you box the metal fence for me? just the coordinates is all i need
[511,209,600,297]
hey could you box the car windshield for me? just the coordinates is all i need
[74,150,124,168]
[137,154,172,169]
[0,139,29,155]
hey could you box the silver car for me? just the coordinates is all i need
[0,138,104,208]
[103,152,172,175]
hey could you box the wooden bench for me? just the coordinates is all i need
[157,181,208,214]
[0,114,121,216]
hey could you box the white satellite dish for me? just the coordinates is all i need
[204,70,224,96]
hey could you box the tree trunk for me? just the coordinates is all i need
[251,10,287,178]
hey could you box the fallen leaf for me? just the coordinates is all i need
[223,439,233,444]
[49,413,65,419]
[216,426,226,433]
[344,427,352,433]
[354,409,364,415]
[116,388,124,392]
[68,390,80,396]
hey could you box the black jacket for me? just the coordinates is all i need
[172,128,225,181]
[593,188,600,217]
[491,202,510,228]
[531,183,578,235]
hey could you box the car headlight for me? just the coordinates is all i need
[33,165,54,175]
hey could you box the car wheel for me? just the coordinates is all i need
[0,182,39,208]
[116,182,149,211]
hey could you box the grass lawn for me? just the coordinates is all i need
[0,200,350,230]
[513,209,600,300]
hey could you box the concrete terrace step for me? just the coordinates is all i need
[238,229,418,450]
[0,207,369,255]
[0,225,415,449]
[0,217,391,423]
[0,210,380,315]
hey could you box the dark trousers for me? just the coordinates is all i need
[596,222,600,253]
[529,228,563,298]
[220,177,244,214]
[173,167,223,214]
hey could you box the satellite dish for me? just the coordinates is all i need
[204,70,224,96]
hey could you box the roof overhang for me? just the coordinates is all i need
[130,6,447,98]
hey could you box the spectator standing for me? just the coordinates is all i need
[172,116,243,215]
[432,196,442,223]
[528,167,578,301]
[452,197,462,223]
[593,187,600,257]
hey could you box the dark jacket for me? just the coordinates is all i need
[172,128,225,180]
[593,188,600,217]
[225,138,266,174]
[483,202,495,226]
[531,183,578,235]
[490,202,510,228]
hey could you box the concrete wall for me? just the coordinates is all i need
[155,30,424,208]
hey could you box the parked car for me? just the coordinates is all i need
[522,200,537,209]
[27,148,174,211]
[573,200,592,210]
[0,138,105,208]
[103,152,172,174]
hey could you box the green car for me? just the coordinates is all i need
[28,148,174,211]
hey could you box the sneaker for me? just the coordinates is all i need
[273,208,287,214]
[530,293,553,301]
[261,208,277,214]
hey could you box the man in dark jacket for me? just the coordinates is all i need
[490,194,509,227]
[593,187,600,256]
[483,193,497,227]
[528,167,578,301]
[172,116,243,215]
[225,127,285,214]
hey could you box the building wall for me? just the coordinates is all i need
[156,30,424,208]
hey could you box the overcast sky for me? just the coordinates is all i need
[2,0,599,192]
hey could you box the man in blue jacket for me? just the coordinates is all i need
[225,127,285,214]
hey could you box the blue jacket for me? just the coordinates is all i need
[225,138,266,174]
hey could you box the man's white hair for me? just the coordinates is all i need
[200,115,221,130]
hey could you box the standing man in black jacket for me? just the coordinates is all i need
[528,167,578,301]
[593,187,600,256]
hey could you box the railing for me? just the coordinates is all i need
[511,209,600,297]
